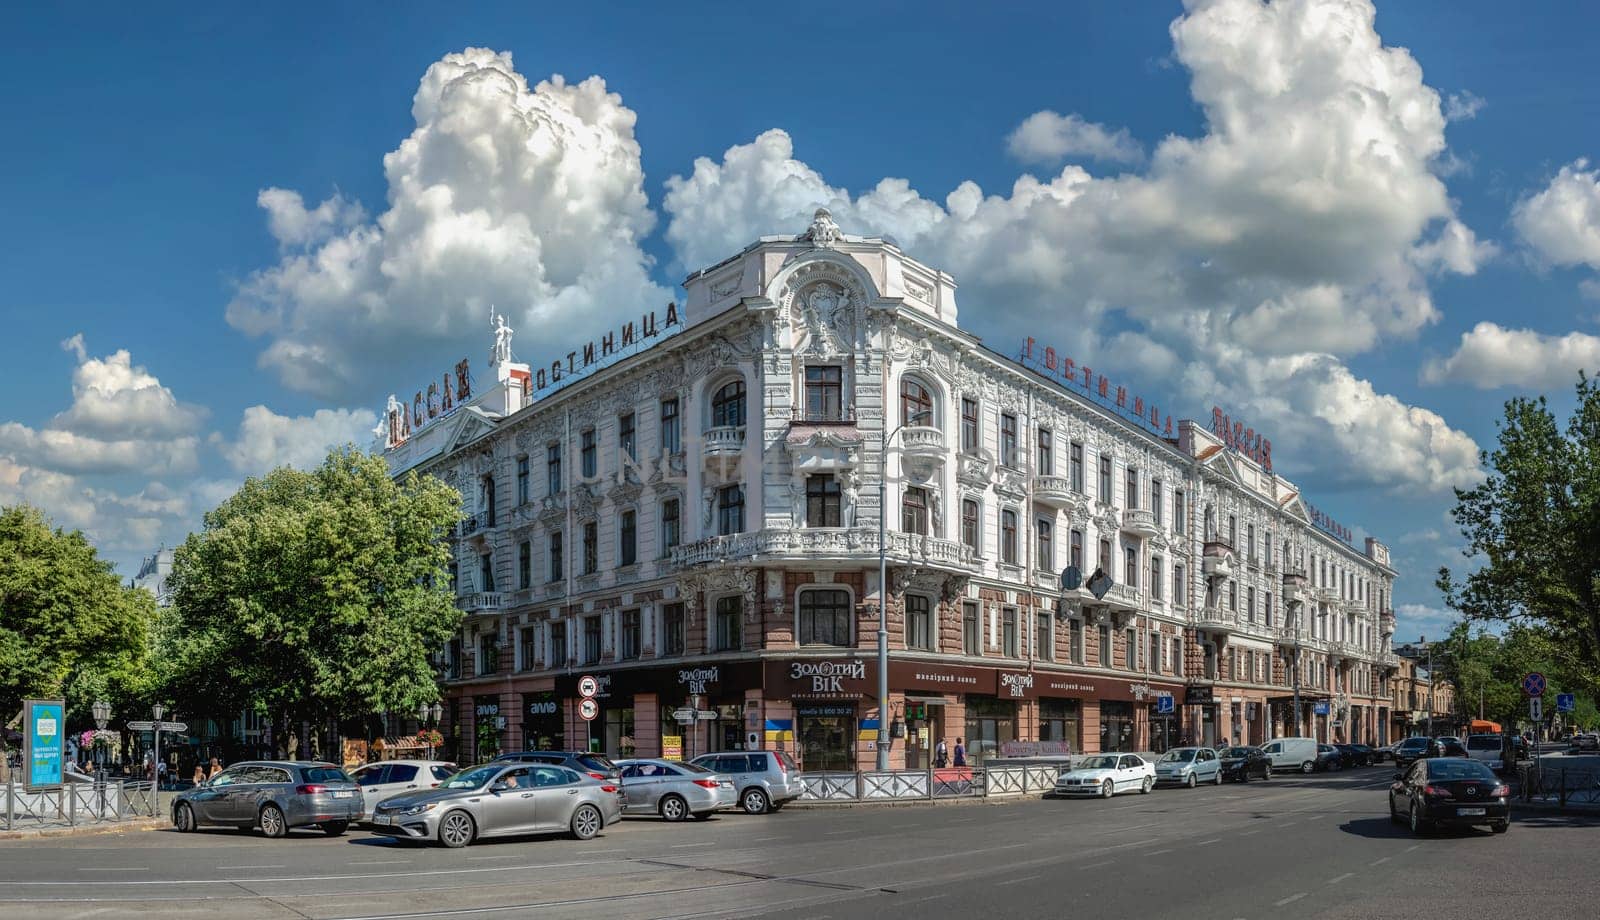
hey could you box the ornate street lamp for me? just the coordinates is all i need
[91,700,111,777]
[417,702,444,759]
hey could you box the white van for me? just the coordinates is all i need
[1260,738,1320,774]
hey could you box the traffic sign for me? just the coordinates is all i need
[1155,694,1175,715]
[672,708,697,723]
[1529,696,1543,721]
[1313,700,1330,716]
[1522,672,1547,697]
[126,720,185,732]
[126,720,153,731]
[578,675,599,699]
[579,698,599,721]
[1557,693,1576,713]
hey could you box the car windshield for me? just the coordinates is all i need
[1427,760,1496,781]
[1080,756,1120,770]
[302,767,351,784]
[1159,750,1196,763]
[440,765,500,789]
[1400,738,1428,749]
[1221,747,1252,757]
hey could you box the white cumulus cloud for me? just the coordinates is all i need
[228,47,669,402]
[53,334,208,439]
[1006,111,1144,165]
[1422,321,1600,388]
[1513,158,1600,271]
[216,405,380,477]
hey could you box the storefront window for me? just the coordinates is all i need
[521,692,562,752]
[1039,699,1080,753]
[605,707,635,759]
[1099,701,1136,752]
[1149,706,1179,753]
[963,695,1017,765]
[798,705,856,772]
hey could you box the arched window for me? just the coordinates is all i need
[798,588,851,646]
[900,378,934,426]
[711,379,746,428]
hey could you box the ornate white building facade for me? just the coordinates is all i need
[382,211,1400,769]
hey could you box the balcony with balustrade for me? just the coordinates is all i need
[1032,474,1074,508]
[457,592,506,615]
[1196,605,1237,633]
[898,426,946,462]
[1120,508,1159,539]
[1379,609,1396,636]
[670,527,979,571]
[702,426,745,467]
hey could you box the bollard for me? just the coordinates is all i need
[68,784,76,826]
[1560,767,1567,809]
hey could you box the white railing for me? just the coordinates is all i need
[702,426,744,454]
[899,426,945,456]
[671,528,978,569]
[795,763,1067,803]
[457,592,506,613]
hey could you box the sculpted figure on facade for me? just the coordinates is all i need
[797,207,844,248]
[489,306,514,368]
[839,469,859,528]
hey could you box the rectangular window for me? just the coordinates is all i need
[1265,533,1273,566]
[1150,556,1162,601]
[583,616,601,665]
[798,588,851,646]
[962,602,980,655]
[1001,509,1018,564]
[1098,455,1113,503]
[548,530,563,582]
[481,475,497,527]
[661,499,680,551]
[516,456,530,506]
[519,626,538,671]
[619,609,640,660]
[1150,633,1161,674]
[804,366,843,420]
[1247,524,1256,561]
[1000,414,1018,468]
[479,632,499,676]
[807,474,841,527]
[717,485,744,535]
[1151,479,1162,525]
[1070,442,1084,493]
[660,398,680,455]
[1228,514,1238,548]
[1070,529,1083,571]
[1126,628,1138,670]
[1173,490,1185,535]
[662,603,686,656]
[446,638,462,679]
[620,510,637,566]
[1265,591,1274,628]
[1037,428,1053,475]
[961,398,980,453]
[1002,608,1019,657]
[1124,546,1139,589]
[1036,518,1053,571]
[549,621,566,668]
[581,428,596,479]
[902,487,929,535]
[1070,618,1084,664]
[583,521,598,575]
[1098,538,1112,575]
[961,499,980,550]
[547,443,562,494]
[715,596,742,651]
[1036,612,1052,661]
[1174,563,1186,606]
[1099,624,1112,667]
[618,412,636,462]
[518,540,531,590]
[1247,586,1256,623]
[1125,467,1138,509]
[906,595,933,651]
[479,553,495,592]
[1229,580,1238,611]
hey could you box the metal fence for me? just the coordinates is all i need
[3,780,160,831]
[796,763,1065,804]
[1521,766,1600,808]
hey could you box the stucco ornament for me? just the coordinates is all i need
[798,207,844,248]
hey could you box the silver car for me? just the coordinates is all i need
[1154,747,1222,787]
[689,750,802,815]
[172,761,361,837]
[616,759,736,821]
[369,761,624,847]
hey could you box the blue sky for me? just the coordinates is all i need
[3,1,1598,641]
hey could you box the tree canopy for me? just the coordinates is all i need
[162,447,461,734]
[0,505,156,726]
[1438,373,1600,696]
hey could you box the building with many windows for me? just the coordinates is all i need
[381,209,1401,769]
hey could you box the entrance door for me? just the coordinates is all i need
[903,703,941,770]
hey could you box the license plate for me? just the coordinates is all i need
[374,814,393,825]
[1457,807,1486,816]
[333,790,355,798]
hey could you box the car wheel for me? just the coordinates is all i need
[1186,773,1197,789]
[1140,777,1153,794]
[259,804,288,839]
[1301,761,1315,774]
[1262,766,1272,781]
[438,810,475,849]
[570,804,603,840]
[1389,795,1403,824]
[174,803,196,833]
[741,788,770,815]
[1213,769,1223,785]
[322,820,348,837]
[659,794,688,823]
[1100,779,1115,799]
[1409,802,1428,836]
[1491,821,1509,834]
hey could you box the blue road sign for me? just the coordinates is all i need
[1556,693,1576,713]
[1313,701,1331,716]
[1523,672,1547,697]
[1156,694,1175,715]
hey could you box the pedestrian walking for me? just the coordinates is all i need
[934,737,948,769]
[953,737,967,767]
[157,759,167,789]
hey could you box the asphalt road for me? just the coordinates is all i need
[2,767,1595,920]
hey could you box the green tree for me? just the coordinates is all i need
[163,447,461,751]
[1438,374,1600,696]
[0,505,156,727]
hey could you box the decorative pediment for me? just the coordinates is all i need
[956,452,993,488]
[446,407,499,454]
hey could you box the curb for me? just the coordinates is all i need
[0,817,167,841]
[784,793,1050,810]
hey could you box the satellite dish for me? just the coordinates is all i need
[1060,566,1082,592]
[1087,567,1114,600]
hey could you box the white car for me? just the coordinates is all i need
[350,759,457,820]
[1052,753,1155,798]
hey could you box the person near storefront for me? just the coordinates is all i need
[953,738,967,767]
[935,737,949,768]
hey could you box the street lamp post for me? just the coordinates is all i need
[91,700,111,779]
[877,408,931,772]
[1421,636,1433,739]
[151,703,166,790]
[417,702,443,759]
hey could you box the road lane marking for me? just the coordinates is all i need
[670,842,716,848]
[1147,849,1173,856]
[1239,829,1260,836]
[215,865,285,870]
[1370,856,1391,866]
[1274,893,1307,906]
[751,836,783,843]
[1081,861,1114,870]
[995,874,1042,886]
[822,830,855,836]
[1329,872,1354,884]
[79,868,148,872]
[464,855,521,860]
[1405,845,1421,853]
[350,859,408,866]
[1197,838,1222,845]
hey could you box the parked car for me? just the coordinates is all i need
[1568,733,1599,754]
[1260,737,1320,774]
[1428,738,1469,759]
[1388,757,1509,835]
[1051,753,1156,798]
[1465,734,1522,769]
[1392,736,1433,766]
[1153,747,1221,788]
[1334,744,1376,767]
[1315,744,1343,771]
[493,750,622,783]
[1218,746,1273,782]
[616,758,736,821]
[688,751,801,815]
[172,761,361,838]
[350,760,457,820]
[370,761,623,847]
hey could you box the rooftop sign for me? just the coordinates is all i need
[1019,338,1171,438]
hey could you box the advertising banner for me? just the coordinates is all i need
[24,699,66,790]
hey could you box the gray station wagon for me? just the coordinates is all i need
[689,751,801,815]
[172,761,361,837]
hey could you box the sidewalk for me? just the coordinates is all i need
[1,787,174,841]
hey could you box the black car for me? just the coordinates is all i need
[1218,746,1272,782]
[493,751,622,782]
[1426,738,1469,759]
[1334,744,1375,767]
[1393,736,1432,765]
[1389,757,1509,835]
